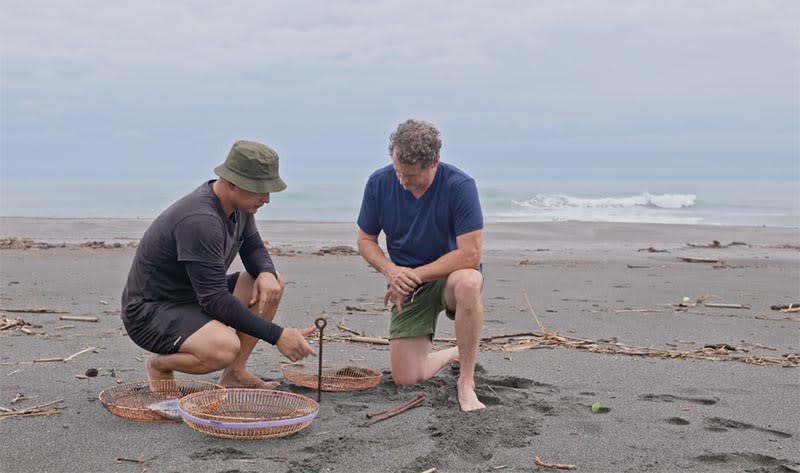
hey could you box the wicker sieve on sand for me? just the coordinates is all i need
[99,379,223,422]
[178,388,319,439]
[282,364,382,392]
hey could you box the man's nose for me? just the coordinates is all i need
[261,193,270,204]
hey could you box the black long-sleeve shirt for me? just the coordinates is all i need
[121,181,283,344]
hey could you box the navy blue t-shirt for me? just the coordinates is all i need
[357,162,483,268]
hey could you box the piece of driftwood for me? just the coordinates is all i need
[523,291,547,333]
[703,303,750,309]
[312,245,359,256]
[771,304,799,311]
[63,347,96,362]
[637,247,669,253]
[58,315,98,323]
[0,399,65,419]
[337,324,363,336]
[783,307,800,313]
[534,456,576,470]
[0,307,69,314]
[365,394,425,426]
[678,257,719,263]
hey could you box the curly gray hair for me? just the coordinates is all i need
[389,119,442,168]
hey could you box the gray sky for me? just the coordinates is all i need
[2,0,798,184]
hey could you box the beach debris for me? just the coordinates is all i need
[686,240,747,248]
[678,257,720,263]
[703,303,750,309]
[638,246,669,253]
[264,242,299,256]
[10,393,27,404]
[32,347,97,364]
[591,402,602,413]
[534,456,576,470]
[58,315,99,323]
[771,303,800,312]
[518,260,538,265]
[626,264,667,269]
[491,465,508,470]
[0,238,64,250]
[337,324,363,336]
[0,307,69,314]
[78,241,136,249]
[419,469,437,473]
[345,305,368,312]
[523,291,547,333]
[312,245,359,256]
[364,394,425,427]
[0,316,42,332]
[85,368,99,377]
[0,399,65,419]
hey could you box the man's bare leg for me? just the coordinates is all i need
[390,336,459,386]
[146,320,240,389]
[218,272,283,389]
[445,268,486,412]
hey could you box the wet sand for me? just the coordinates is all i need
[1,218,798,472]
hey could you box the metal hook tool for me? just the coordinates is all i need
[314,317,327,402]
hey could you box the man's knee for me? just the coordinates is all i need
[391,367,420,387]
[194,332,240,370]
[451,269,483,300]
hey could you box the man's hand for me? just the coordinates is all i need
[384,287,408,312]
[386,265,422,297]
[275,326,316,362]
[249,272,283,315]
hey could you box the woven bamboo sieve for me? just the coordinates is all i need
[178,388,319,439]
[99,379,223,422]
[282,363,382,392]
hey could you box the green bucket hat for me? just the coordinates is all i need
[214,140,287,193]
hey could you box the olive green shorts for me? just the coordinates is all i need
[389,279,455,339]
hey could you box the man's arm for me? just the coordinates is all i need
[411,229,483,282]
[357,229,422,297]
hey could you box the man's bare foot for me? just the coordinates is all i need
[219,369,280,389]
[146,357,175,392]
[457,381,486,412]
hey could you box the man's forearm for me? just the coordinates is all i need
[357,239,395,277]
[413,247,481,282]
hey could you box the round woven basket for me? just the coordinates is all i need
[178,389,319,439]
[282,363,382,392]
[99,379,223,423]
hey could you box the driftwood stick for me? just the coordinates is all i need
[703,303,750,309]
[33,357,64,363]
[534,456,576,470]
[347,335,390,345]
[523,291,547,333]
[365,394,425,426]
[0,307,69,314]
[58,315,99,323]
[679,257,719,263]
[336,324,362,336]
[63,347,96,362]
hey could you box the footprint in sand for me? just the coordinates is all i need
[639,393,718,405]
[704,417,793,438]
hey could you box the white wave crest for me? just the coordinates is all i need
[513,192,696,210]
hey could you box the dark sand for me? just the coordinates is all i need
[0,218,798,472]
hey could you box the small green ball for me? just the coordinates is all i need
[591,402,601,413]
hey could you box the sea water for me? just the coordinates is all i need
[1,178,798,228]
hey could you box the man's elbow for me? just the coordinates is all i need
[462,249,481,269]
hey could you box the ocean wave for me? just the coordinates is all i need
[512,192,697,210]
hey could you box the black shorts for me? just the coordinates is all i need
[123,272,240,355]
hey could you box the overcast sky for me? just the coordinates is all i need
[1,0,798,184]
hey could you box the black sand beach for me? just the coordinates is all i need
[1,218,798,472]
